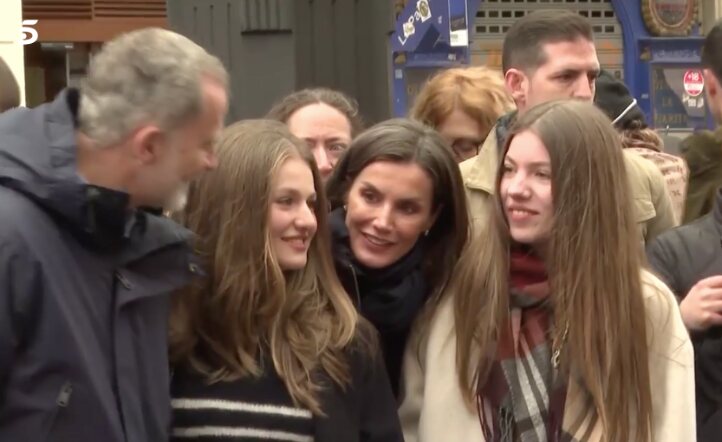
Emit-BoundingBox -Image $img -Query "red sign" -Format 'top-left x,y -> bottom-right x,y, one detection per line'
683,70 -> 704,97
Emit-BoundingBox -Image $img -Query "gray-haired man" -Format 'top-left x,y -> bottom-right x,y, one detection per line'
0,28 -> 228,441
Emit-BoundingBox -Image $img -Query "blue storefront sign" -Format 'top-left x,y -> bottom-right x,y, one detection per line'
390,0 -> 479,117
585,0 -> 709,129
650,63 -> 709,129
393,0 -> 449,52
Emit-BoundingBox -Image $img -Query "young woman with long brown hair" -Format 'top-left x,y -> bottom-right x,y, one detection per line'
399,100 -> 694,441
169,119 -> 403,441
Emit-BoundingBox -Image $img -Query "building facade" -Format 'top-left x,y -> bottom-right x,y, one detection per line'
392,0 -> 714,135
22,0 -> 167,107
1,0 -> 26,105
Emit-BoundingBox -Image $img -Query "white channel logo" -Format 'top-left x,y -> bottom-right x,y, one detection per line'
20,20 -> 39,46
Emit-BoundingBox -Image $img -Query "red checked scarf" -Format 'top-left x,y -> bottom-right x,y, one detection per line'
476,248 -> 567,442
476,248 -> 603,441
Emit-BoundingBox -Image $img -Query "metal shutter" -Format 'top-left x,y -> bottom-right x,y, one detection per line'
471,0 -> 623,79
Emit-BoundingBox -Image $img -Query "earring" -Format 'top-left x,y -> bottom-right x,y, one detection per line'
424,229 -> 429,237
343,205 -> 347,211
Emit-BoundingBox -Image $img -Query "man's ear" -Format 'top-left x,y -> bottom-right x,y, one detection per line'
129,125 -> 165,165
505,68 -> 527,108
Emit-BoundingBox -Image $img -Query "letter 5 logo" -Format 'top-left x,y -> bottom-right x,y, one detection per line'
20,19 -> 39,45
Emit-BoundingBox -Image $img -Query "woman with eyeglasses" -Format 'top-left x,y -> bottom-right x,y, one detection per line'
410,66 -> 514,163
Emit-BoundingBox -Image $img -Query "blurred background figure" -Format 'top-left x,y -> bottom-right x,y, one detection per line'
267,88 -> 364,181
595,69 -> 689,225
0,56 -> 20,112
680,19 -> 722,224
679,129 -> 722,223
647,19 -> 722,441
410,66 -> 514,163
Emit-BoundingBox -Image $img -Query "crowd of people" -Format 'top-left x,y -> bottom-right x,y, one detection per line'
0,8 -> 720,442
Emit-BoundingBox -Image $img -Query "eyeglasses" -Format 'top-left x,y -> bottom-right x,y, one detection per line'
450,139 -> 482,162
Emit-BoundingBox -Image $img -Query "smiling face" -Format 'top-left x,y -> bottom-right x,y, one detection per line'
344,161 -> 438,269
268,157 -> 318,270
500,130 -> 554,249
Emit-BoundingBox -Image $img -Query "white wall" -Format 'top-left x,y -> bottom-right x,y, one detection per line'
0,0 -> 26,105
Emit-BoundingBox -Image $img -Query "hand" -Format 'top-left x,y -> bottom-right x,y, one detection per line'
681,275 -> 722,331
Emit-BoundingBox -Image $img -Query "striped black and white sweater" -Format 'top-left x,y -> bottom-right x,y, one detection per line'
171,346 -> 404,442
171,364 -> 314,442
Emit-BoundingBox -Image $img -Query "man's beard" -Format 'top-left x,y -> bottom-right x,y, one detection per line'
164,182 -> 190,213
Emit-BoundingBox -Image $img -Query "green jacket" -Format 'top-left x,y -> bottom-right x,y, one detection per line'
680,128 -> 722,223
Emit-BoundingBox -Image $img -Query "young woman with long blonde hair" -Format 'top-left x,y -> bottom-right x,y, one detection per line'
399,100 -> 695,442
169,119 -> 402,441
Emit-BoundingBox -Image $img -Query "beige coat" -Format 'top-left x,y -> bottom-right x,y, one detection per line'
398,270 -> 696,442
460,129 -> 677,242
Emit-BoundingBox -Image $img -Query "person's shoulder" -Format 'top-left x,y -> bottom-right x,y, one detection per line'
405,290 -> 456,361
628,147 -> 686,170
681,129 -> 722,159
623,149 -> 668,200
0,187 -> 51,239
641,270 -> 680,330
651,213 -> 714,250
0,204 -> 44,282
641,269 -> 675,298
623,149 -> 660,175
346,319 -> 381,368
640,270 -> 693,364
0,103 -> 43,133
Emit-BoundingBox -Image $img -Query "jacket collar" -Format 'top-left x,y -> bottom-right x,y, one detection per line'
462,111 -> 517,194
0,88 -> 193,256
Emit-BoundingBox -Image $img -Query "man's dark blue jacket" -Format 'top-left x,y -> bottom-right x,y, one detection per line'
0,89 -> 199,441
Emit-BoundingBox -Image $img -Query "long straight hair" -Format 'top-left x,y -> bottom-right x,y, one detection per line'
169,119 -> 372,415
453,100 -> 652,441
